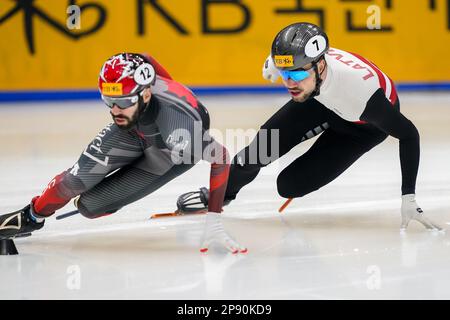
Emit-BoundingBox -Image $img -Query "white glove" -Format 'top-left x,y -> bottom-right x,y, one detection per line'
200,212 -> 247,254
400,194 -> 443,231
262,54 -> 280,83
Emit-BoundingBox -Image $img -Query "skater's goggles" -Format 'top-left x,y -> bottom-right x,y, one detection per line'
279,67 -> 312,82
101,94 -> 139,109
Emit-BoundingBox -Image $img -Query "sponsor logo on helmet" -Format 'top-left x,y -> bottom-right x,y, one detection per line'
274,55 -> 294,67
102,83 -> 123,96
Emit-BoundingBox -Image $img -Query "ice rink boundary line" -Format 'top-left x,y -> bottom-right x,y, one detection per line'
1,82 -> 450,102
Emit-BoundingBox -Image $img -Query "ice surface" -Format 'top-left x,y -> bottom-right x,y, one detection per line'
0,93 -> 450,299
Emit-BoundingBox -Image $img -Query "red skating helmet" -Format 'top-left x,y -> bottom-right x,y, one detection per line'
98,53 -> 156,98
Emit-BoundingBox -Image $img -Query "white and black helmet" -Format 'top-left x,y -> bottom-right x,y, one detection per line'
271,22 -> 329,71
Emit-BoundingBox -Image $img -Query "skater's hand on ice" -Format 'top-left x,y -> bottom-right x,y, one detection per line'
401,194 -> 443,232
200,212 -> 247,254
262,55 -> 280,83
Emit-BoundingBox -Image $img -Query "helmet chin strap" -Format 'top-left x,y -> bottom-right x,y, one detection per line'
305,57 -> 327,100
136,87 -> 152,118
122,92 -> 148,131
137,94 -> 147,115
309,62 -> 323,99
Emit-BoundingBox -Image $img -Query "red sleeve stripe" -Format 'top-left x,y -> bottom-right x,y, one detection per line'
210,163 -> 230,191
388,77 -> 398,105
349,52 -> 397,106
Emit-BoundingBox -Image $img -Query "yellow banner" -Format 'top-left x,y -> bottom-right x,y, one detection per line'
1,0 -> 449,90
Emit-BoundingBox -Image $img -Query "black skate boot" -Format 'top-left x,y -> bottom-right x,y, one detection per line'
0,204 -> 45,240
177,187 -> 234,213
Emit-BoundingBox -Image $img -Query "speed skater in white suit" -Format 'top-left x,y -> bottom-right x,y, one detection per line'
178,22 -> 443,233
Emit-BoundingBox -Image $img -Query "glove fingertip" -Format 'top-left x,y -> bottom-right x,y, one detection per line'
200,247 -> 208,253
240,248 -> 248,254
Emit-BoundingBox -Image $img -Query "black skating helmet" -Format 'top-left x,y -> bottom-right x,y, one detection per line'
271,22 -> 329,71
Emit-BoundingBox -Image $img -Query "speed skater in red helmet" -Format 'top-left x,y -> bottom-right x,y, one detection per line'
0,52 -> 246,254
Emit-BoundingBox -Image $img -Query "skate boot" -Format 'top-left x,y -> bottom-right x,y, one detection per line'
177,187 -> 234,213
0,204 -> 45,239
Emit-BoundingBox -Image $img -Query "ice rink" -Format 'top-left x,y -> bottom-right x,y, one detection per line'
1,92 -> 450,299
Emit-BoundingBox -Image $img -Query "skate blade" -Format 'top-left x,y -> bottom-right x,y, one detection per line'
150,210 -> 207,219
0,232 -> 32,240
14,232 -> 32,239
150,212 -> 180,219
279,198 -> 293,213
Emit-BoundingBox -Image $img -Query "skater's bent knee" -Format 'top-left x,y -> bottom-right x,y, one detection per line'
277,171 -> 317,198
77,198 -> 119,219
276,173 -> 296,198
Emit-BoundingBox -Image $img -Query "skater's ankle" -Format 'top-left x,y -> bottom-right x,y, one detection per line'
28,200 -> 45,224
